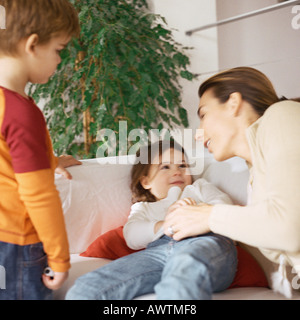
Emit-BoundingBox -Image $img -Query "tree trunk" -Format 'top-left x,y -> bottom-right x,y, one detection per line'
83,107 -> 92,155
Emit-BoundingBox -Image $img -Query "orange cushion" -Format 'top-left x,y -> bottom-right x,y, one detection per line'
80,227 -> 269,289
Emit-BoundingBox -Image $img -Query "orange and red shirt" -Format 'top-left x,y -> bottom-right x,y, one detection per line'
0,86 -> 70,272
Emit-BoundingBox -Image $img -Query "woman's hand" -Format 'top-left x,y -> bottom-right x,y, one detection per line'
55,155 -> 82,180
164,203 -> 213,241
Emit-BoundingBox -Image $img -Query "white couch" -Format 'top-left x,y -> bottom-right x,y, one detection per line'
53,150 -> 300,300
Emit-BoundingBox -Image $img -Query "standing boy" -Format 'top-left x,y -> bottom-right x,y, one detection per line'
0,0 -> 80,299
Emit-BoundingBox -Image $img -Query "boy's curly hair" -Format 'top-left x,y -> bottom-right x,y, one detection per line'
0,0 -> 80,56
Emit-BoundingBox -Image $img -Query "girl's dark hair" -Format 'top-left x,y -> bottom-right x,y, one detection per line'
130,139 -> 188,204
198,67 -> 281,117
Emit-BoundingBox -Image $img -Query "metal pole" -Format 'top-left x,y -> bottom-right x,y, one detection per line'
186,0 -> 300,36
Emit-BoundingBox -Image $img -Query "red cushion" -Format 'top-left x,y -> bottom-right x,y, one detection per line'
80,226 -> 140,260
228,245 -> 269,289
80,227 -> 269,289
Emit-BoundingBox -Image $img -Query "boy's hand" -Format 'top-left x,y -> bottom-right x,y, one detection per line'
42,271 -> 69,291
55,155 -> 82,180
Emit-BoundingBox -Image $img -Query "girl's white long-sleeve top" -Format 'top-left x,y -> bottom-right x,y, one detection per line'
123,178 -> 233,250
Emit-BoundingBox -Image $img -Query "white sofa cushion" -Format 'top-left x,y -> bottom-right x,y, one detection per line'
55,159 -> 133,254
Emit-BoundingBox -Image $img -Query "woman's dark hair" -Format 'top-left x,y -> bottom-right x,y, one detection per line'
130,139 -> 189,204
198,67 -> 281,116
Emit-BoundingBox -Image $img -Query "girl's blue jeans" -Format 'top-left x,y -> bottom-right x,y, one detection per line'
0,241 -> 52,300
66,233 -> 237,300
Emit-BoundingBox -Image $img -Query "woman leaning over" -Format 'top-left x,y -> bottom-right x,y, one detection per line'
164,67 -> 300,296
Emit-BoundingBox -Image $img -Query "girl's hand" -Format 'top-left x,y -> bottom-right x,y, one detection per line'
55,155 -> 82,180
42,271 -> 69,291
154,220 -> 164,233
167,197 -> 198,215
164,204 -> 213,241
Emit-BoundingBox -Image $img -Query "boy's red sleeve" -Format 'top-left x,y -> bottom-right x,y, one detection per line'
2,94 -> 51,173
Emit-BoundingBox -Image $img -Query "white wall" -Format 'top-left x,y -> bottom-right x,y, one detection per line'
150,0 -> 219,132
216,0 -> 300,99
150,0 -> 300,127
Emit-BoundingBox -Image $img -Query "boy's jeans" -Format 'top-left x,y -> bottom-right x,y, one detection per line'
0,241 -> 52,300
66,233 -> 237,300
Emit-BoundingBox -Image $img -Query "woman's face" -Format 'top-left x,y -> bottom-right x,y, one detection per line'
196,89 -> 237,162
